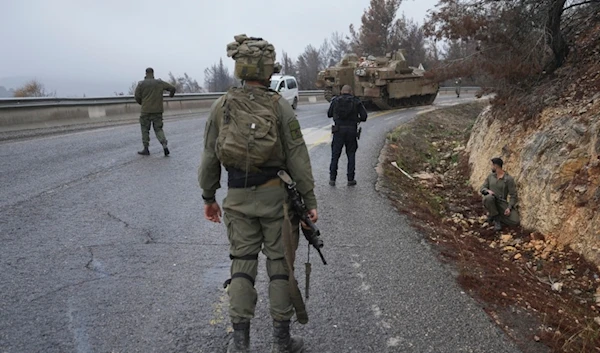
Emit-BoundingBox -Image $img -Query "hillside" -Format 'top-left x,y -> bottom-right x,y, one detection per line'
467,11 -> 600,267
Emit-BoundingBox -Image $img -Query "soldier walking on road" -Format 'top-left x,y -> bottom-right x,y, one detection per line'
134,67 -> 176,156
327,85 -> 368,186
455,77 -> 462,98
199,34 -> 318,353
481,157 -> 520,231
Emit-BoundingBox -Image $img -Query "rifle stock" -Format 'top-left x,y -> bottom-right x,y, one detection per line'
278,170 -> 327,265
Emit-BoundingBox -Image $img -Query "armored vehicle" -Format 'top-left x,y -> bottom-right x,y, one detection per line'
316,50 -> 439,110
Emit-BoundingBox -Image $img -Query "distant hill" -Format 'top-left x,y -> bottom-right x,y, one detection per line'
0,75 -> 135,98
0,86 -> 15,97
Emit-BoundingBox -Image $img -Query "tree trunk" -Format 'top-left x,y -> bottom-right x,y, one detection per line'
546,0 -> 569,71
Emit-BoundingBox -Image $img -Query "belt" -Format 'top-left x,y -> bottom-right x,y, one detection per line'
260,178 -> 281,188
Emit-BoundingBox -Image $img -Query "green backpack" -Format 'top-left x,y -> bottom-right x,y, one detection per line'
215,87 -> 284,173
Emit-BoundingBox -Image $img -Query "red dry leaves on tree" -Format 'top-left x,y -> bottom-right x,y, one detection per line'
13,80 -> 54,97
423,0 -> 598,105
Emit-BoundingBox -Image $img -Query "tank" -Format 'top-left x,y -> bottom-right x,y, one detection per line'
316,50 -> 439,110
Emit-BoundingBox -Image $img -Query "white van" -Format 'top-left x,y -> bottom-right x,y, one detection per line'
269,75 -> 299,109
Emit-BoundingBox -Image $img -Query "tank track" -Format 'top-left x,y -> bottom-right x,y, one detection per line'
324,88 -> 333,102
372,92 -> 438,110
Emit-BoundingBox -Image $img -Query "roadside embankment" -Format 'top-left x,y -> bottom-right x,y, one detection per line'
378,102 -> 600,352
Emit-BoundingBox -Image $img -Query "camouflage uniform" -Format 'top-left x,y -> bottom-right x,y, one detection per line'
199,79 -> 316,352
134,75 -> 176,149
481,172 -> 520,226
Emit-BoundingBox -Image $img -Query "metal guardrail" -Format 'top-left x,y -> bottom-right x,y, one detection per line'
0,91 -> 327,109
0,88 -> 478,109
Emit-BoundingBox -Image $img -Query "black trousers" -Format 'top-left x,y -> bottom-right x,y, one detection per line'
329,126 -> 358,181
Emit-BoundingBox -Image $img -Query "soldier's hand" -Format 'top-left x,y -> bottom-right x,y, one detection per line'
301,209 -> 318,229
487,189 -> 495,196
504,208 -> 511,216
307,209 -> 318,223
204,203 -> 222,223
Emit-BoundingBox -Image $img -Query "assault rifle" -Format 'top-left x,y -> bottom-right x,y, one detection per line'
481,189 -> 508,203
277,170 -> 327,265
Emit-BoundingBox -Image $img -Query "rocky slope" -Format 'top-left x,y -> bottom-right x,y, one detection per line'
466,16 -> 600,267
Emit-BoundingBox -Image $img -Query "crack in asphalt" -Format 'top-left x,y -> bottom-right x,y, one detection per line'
29,274 -> 147,303
106,211 -> 156,244
84,247 -> 115,278
0,159 -> 142,211
106,211 -> 130,227
144,230 -> 155,244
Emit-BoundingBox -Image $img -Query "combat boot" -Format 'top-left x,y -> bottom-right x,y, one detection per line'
137,147 -> 150,156
162,142 -> 170,156
271,320 -> 304,353
493,216 -> 503,231
227,322 -> 250,353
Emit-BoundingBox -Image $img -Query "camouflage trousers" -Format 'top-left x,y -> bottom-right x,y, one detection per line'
222,178 -> 298,324
139,113 -> 167,147
483,194 -> 520,226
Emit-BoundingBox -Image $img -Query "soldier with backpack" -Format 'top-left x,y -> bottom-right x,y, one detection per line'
198,34 -> 318,353
327,85 -> 368,186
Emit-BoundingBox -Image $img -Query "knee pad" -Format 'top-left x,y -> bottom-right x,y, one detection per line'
223,254 -> 259,289
266,258 -> 289,282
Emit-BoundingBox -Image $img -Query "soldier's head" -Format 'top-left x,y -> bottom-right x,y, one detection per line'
491,157 -> 504,173
228,34 -> 278,87
341,85 -> 353,95
145,67 -> 154,78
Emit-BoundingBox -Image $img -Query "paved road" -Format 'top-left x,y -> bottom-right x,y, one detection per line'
0,95 -> 520,353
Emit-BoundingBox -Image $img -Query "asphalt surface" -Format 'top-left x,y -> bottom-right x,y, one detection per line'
0,95 -> 521,353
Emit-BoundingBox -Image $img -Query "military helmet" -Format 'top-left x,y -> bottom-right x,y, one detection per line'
227,34 -> 280,81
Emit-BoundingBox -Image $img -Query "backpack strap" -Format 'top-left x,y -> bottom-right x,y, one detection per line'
269,92 -> 288,164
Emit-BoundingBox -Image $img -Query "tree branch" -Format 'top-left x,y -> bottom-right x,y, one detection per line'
563,0 -> 600,12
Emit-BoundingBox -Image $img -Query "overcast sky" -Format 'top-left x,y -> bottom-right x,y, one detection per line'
0,0 -> 439,96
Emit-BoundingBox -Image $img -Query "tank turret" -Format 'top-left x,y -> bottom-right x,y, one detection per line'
316,49 -> 439,109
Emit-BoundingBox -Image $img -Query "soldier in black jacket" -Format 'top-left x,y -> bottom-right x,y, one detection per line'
327,85 -> 368,186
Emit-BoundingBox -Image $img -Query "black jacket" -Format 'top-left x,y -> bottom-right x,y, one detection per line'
327,94 -> 368,126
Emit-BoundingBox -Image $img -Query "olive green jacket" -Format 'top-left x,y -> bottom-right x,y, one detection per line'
134,76 -> 177,114
198,86 -> 317,210
481,172 -> 519,209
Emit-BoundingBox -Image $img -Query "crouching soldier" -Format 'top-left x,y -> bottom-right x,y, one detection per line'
480,157 -> 520,231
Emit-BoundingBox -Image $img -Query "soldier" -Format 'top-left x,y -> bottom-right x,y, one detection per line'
199,34 -> 318,353
327,85 -> 368,186
134,67 -> 176,156
455,77 -> 462,98
480,157 -> 520,231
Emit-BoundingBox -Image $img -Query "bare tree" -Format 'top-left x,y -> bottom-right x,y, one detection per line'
168,72 -> 204,93
329,31 -> 351,64
296,45 -> 326,90
13,80 -> 55,97
423,0 -> 599,116
204,59 -> 237,92
399,17 -> 428,67
127,81 -> 138,95
317,39 -> 335,68
281,51 -> 296,76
